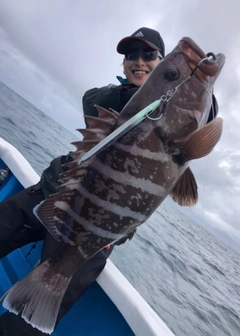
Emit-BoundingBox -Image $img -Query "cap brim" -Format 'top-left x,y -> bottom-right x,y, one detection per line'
117,36 -> 160,54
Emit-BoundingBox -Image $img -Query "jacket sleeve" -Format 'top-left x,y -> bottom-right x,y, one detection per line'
82,85 -> 118,126
82,87 -> 100,119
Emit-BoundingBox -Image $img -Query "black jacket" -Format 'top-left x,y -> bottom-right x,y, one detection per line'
82,83 -> 139,127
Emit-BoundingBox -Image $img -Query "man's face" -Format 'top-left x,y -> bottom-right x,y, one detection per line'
123,42 -> 161,87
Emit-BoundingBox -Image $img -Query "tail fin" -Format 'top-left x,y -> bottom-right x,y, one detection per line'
2,260 -> 71,334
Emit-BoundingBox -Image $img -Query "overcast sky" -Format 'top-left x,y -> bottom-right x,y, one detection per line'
0,0 -> 239,247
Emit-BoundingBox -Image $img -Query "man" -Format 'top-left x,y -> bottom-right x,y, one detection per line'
83,27 -> 165,123
83,27 -> 217,124
0,27 -> 167,335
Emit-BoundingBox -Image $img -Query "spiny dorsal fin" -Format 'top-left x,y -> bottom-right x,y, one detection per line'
67,150 -> 92,161
170,167 -> 198,206
81,105 -> 118,134
62,107 -> 119,182
83,115 -> 110,130
71,140 -> 99,151
76,129 -> 107,141
59,161 -> 89,182
182,118 -> 223,161
95,105 -> 119,120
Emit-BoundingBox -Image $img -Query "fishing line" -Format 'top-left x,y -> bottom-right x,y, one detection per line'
148,53 -> 216,121
207,288 -> 234,336
24,231 -> 45,260
165,52 -> 232,334
199,132 -> 233,336
190,54 -> 216,97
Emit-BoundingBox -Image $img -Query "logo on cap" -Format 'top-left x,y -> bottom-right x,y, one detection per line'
135,31 -> 144,37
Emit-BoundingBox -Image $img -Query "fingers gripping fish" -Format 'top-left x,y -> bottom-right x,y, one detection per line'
2,37 -> 225,334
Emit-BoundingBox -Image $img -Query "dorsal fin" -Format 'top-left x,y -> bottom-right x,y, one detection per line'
77,128 -> 108,141
95,105 -> 119,120
61,107 -> 119,184
170,167 -> 198,206
83,105 -> 118,130
71,140 -> 99,151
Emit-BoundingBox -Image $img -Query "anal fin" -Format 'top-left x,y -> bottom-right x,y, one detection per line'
170,167 -> 198,206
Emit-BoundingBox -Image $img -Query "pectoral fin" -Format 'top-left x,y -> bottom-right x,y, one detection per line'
182,117 -> 223,161
170,167 -> 198,206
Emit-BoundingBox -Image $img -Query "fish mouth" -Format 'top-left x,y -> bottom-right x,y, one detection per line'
178,37 -> 225,79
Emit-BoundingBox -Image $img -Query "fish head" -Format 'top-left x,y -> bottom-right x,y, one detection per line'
152,37 -> 225,142
120,37 -> 225,143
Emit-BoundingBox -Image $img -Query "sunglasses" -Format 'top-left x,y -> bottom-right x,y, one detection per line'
125,49 -> 162,62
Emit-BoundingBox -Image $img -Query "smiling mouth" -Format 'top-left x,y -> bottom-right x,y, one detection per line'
132,70 -> 149,75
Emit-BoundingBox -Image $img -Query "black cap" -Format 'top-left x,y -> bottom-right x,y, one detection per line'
117,27 -> 165,58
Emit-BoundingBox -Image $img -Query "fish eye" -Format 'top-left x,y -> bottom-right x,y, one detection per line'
167,67 -> 179,80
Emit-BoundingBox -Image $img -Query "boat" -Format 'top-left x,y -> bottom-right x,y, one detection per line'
0,136 -> 175,336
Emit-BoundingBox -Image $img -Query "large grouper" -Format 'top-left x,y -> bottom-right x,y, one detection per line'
3,37 -> 225,333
